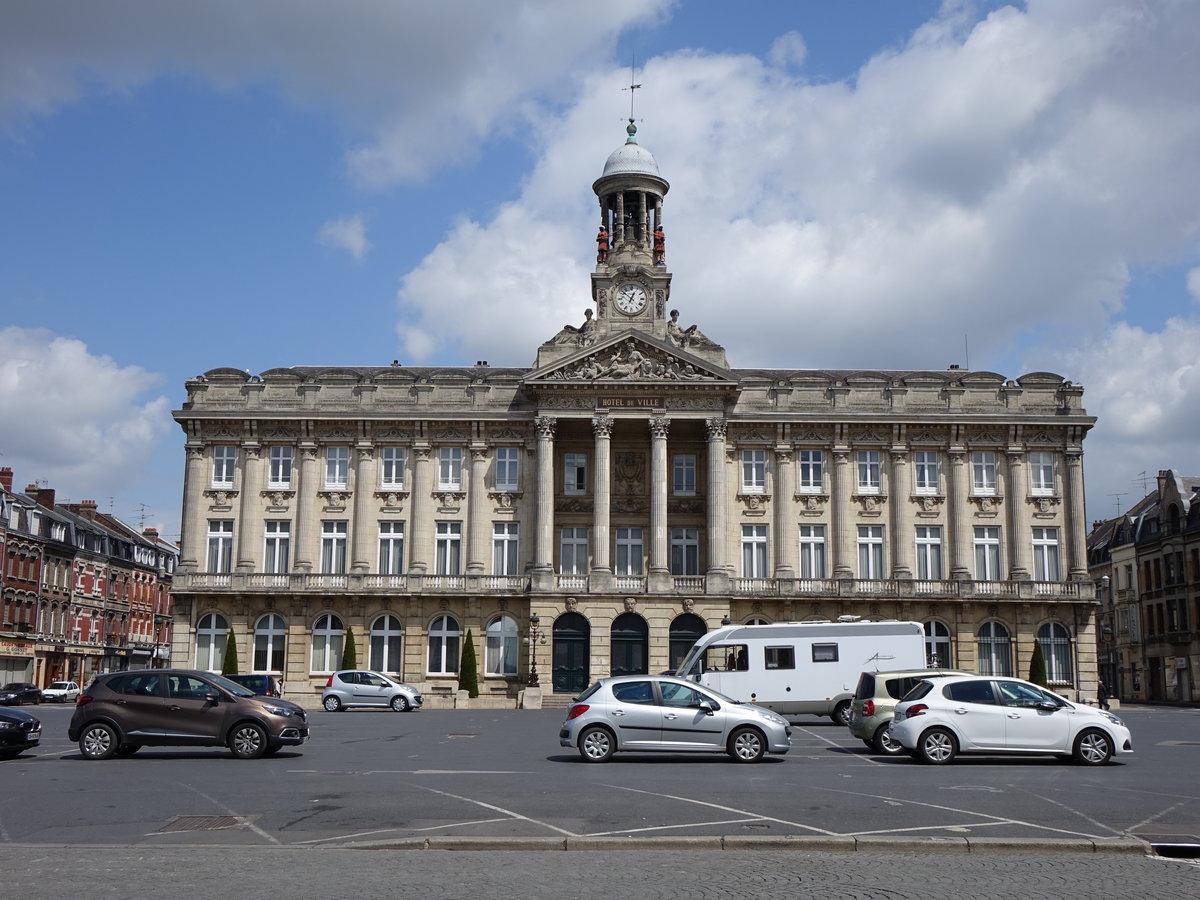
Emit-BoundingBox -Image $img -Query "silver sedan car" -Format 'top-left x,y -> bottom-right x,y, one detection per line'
559,675 -> 791,763
321,670 -> 423,712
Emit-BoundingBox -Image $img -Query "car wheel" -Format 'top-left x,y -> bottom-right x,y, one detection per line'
323,695 -> 342,712
728,726 -> 767,763
578,725 -> 615,763
916,727 -> 957,765
114,745 -> 141,757
229,723 -> 269,759
831,700 -> 852,727
1073,728 -> 1113,766
79,723 -> 119,760
872,721 -> 905,755
390,694 -> 410,712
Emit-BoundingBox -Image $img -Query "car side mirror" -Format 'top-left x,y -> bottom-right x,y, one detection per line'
1035,700 -> 1058,712
203,691 -> 220,704
698,699 -> 717,716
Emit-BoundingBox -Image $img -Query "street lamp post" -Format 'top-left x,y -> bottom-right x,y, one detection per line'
528,613 -> 541,688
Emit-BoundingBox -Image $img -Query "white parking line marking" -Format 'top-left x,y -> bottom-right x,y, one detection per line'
1018,789 -> 1125,837
1127,799 -> 1190,833
289,818 -> 511,844
414,784 -> 579,837
587,817 -> 770,837
178,783 -> 280,845
604,784 -> 838,835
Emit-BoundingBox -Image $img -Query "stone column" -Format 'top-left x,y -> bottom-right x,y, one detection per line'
408,445 -> 432,574
649,416 -> 670,575
235,444 -> 262,571
890,450 -> 913,578
773,448 -> 796,579
1065,450 -> 1087,578
948,450 -> 972,579
467,446 -> 490,573
832,449 -> 854,577
350,446 -> 376,574
705,418 -> 727,576
534,417 -> 556,573
179,444 -> 207,570
615,194 -> 626,244
293,444 -> 319,572
1006,450 -> 1032,580
591,416 -> 612,573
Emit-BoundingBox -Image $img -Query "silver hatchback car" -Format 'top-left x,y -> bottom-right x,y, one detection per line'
322,670 -> 423,712
559,675 -> 791,763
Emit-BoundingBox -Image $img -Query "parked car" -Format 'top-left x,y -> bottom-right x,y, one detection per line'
0,683 -> 42,705
892,674 -> 1133,766
69,669 -> 309,760
848,669 -> 965,754
0,706 -> 41,759
559,674 -> 792,763
322,671 -> 423,712
41,681 -> 81,703
222,674 -> 282,697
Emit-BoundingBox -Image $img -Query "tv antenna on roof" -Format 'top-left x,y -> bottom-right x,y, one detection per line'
1108,492 -> 1127,516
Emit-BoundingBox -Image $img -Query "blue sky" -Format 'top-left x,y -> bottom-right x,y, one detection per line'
2,0 -> 1199,539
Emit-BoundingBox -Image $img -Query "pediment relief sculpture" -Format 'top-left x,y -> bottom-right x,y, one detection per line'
547,340 -> 721,382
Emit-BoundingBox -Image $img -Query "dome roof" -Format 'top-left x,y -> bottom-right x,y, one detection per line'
601,121 -> 661,177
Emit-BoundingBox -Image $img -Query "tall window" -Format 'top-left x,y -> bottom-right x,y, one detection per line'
1029,452 -> 1056,496
195,613 -> 228,671
977,621 -> 1012,676
427,614 -> 460,674
321,521 -> 348,574
212,445 -> 236,487
325,446 -> 349,489
380,447 -> 407,489
971,451 -> 997,495
267,446 -> 293,488
1037,622 -> 1072,685
435,522 -> 462,575
924,620 -> 952,668
798,525 -> 826,578
206,520 -> 233,573
560,527 -> 589,574
438,447 -> 463,490
915,526 -> 943,580
485,614 -> 518,676
253,613 -> 286,672
369,614 -> 403,674
672,454 -> 696,496
564,453 -> 588,495
856,450 -> 881,493
1032,527 -> 1060,581
857,525 -> 885,578
494,447 -> 519,490
797,450 -> 824,492
378,522 -> 405,575
741,450 -> 766,493
493,523 -> 519,575
670,527 -> 699,575
973,526 -> 1001,580
311,613 -> 344,672
263,521 -> 290,574
914,451 -> 939,494
615,527 -> 644,575
741,525 -> 768,577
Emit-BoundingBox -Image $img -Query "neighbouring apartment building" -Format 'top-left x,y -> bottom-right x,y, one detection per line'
171,123 -> 1099,705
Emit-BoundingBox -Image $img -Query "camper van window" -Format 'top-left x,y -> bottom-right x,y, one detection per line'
812,643 -> 839,663
705,645 -> 748,672
764,646 -> 796,670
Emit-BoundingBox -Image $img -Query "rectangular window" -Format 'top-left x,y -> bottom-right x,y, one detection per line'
672,454 -> 696,496
914,451 -> 939,494
437,447 -> 463,490
856,450 -> 881,493
974,526 -> 1001,580
971,451 -> 997,495
435,522 -> 462,575
797,449 -> 824,492
206,520 -> 233,573
741,449 -> 766,493
560,527 -> 589,575
798,525 -> 826,578
263,521 -> 290,574
321,521 -> 348,574
494,447 -> 520,490
267,446 -> 292,488
857,525 -> 885,578
615,527 -> 644,576
764,646 -> 795,670
670,527 -> 700,575
212,445 -> 236,487
564,453 -> 588,495
493,523 -> 519,575
1032,527 -> 1060,581
915,526 -> 943,580
812,643 -> 839,663
1029,452 -> 1055,496
325,447 -> 350,489
378,522 -> 405,575
741,524 -> 768,577
380,447 -> 407,489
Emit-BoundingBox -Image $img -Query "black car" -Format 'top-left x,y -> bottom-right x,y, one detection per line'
222,674 -> 282,697
0,683 -> 42,705
0,706 -> 41,758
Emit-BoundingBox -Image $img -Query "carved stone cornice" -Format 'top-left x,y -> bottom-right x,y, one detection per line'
854,494 -> 887,515
374,491 -> 409,513
1029,495 -> 1062,518
261,490 -> 295,511
203,489 -> 237,510
489,491 -> 522,510
434,491 -> 466,512
794,493 -> 828,514
971,495 -> 1003,516
318,490 -> 351,511
737,492 -> 770,516
911,494 -> 945,516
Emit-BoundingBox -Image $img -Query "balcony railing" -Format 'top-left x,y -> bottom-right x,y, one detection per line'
615,576 -> 646,593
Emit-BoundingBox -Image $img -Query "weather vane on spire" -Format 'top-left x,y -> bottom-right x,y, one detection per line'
622,55 -> 642,138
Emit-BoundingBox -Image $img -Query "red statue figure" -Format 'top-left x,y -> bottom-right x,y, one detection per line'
596,226 -> 609,263
653,227 -> 665,264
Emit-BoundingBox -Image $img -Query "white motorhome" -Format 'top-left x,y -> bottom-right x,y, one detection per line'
674,619 -> 927,724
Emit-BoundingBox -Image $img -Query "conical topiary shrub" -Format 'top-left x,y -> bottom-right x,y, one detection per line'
341,627 -> 358,670
458,630 -> 479,698
1028,640 -> 1047,687
221,627 -> 239,675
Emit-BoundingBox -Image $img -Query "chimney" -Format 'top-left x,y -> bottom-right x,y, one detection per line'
72,499 -> 99,520
0,467 -> 11,492
143,527 -> 159,540
36,487 -> 56,509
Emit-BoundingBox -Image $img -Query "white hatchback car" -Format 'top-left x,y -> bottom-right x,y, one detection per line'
892,675 -> 1133,766
42,681 -> 81,703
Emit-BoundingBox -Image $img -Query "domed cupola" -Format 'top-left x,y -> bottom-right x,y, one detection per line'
592,120 -> 670,267
600,120 -> 663,178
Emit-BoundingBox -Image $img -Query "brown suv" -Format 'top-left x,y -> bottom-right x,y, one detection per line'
69,669 -> 309,760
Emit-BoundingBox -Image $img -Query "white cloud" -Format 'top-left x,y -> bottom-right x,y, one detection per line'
317,214 -> 371,262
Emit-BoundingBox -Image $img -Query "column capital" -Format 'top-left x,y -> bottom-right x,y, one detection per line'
535,416 -> 557,439
591,415 -> 613,438
470,447 -> 489,462
649,416 -> 671,439
705,417 -> 727,440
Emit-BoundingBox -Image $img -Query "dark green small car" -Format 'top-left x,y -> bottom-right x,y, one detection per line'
849,669 -> 965,754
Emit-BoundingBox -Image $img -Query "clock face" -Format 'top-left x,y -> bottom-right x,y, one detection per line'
614,283 -> 647,315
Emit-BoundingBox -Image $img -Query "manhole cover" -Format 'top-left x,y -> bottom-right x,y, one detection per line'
159,815 -> 249,832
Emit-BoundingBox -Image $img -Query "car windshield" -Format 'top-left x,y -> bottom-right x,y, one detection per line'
204,673 -> 256,697
1,683 -> 20,691
49,682 -> 72,690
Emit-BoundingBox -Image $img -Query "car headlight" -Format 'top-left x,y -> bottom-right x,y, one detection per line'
1101,712 -> 1125,727
262,704 -> 293,717
0,722 -> 17,731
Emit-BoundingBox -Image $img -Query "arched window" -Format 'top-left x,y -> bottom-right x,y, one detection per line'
745,617 -> 770,626
610,613 -> 648,677
1037,622 -> 1073,685
427,614 -> 460,675
370,615 -> 404,675
196,613 -> 228,672
253,614 -> 287,672
668,613 -> 707,673
310,614 -> 344,673
485,614 -> 519,676
924,620 -> 952,668
977,621 -> 1012,677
